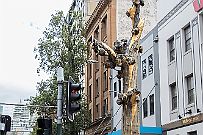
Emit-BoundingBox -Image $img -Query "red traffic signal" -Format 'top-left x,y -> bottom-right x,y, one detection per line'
67,79 -> 82,119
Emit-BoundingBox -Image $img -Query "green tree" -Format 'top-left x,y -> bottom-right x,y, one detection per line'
29,10 -> 91,135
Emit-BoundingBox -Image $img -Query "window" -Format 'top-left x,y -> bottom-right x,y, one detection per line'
96,104 -> 99,113
88,64 -> 92,79
101,15 -> 107,40
89,109 -> 92,120
103,71 -> 107,92
169,37 -> 175,62
94,26 -> 99,40
89,85 -> 92,102
118,79 -> 122,93
143,98 -> 148,118
103,99 -> 108,115
186,75 -> 194,104
170,83 -> 177,110
187,131 -> 197,135
114,82 -> 117,98
184,25 -> 192,52
96,79 -> 99,97
149,94 -> 154,115
148,54 -> 153,75
142,59 -> 147,79
95,54 -> 99,71
96,104 -> 99,118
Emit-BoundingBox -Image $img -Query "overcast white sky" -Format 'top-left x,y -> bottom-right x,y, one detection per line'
0,0 -> 72,104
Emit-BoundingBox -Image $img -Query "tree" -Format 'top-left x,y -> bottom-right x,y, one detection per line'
29,10 -> 91,135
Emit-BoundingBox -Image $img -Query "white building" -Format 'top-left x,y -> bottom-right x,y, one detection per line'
111,0 -> 158,133
140,0 -> 203,134
11,105 -> 32,135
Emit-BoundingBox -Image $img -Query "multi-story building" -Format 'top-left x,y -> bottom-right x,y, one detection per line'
159,0 -> 203,134
139,0 -> 203,134
111,0 -> 158,134
11,105 -> 32,134
85,0 -> 158,134
85,0 -> 117,134
85,0 -> 203,134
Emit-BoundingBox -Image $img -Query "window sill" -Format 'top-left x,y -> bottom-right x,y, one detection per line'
186,103 -> 195,109
168,60 -> 176,66
184,49 -> 192,56
170,109 -> 178,114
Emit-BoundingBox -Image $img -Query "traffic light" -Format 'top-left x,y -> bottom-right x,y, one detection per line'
1,115 -> 11,132
37,118 -> 52,135
67,78 -> 82,120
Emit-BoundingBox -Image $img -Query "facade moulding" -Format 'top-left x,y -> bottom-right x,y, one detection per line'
162,113 -> 203,133
85,0 -> 111,37
158,0 -> 189,28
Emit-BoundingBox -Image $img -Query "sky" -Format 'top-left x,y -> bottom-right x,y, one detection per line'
0,0 -> 73,104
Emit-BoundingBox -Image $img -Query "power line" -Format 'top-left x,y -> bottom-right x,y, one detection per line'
109,84 -> 157,134
92,105 -> 122,135
100,106 -> 121,135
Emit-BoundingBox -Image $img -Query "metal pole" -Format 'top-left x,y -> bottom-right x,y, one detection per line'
57,67 -> 64,135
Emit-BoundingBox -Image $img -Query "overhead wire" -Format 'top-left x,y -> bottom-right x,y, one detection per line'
93,105 -> 122,135
108,83 -> 157,134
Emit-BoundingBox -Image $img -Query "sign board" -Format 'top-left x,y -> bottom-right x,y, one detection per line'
193,0 -> 203,12
182,115 -> 201,126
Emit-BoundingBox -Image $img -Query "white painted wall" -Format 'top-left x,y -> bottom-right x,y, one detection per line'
140,32 -> 157,127
158,0 -> 203,125
168,122 -> 203,135
157,0 -> 182,22
111,69 -> 123,131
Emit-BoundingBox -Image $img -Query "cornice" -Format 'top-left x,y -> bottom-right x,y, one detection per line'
158,0 -> 190,28
85,0 -> 111,37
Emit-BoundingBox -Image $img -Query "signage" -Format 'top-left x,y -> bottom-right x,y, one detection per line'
193,0 -> 203,12
182,115 -> 200,125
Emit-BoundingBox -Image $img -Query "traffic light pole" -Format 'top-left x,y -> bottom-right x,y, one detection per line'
56,67 -> 64,135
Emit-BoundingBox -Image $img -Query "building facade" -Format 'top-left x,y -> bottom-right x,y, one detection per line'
139,0 -> 203,134
11,105 -> 32,134
85,0 -> 116,134
159,0 -> 203,134
112,0 -> 158,134
85,0 -> 203,134
85,0 -> 158,134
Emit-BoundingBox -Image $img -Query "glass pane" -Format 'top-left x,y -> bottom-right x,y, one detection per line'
142,59 -> 147,79
148,54 -> 153,75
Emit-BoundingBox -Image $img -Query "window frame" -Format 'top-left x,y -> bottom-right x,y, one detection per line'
168,37 -> 175,62
148,54 -> 153,75
142,59 -> 147,79
118,79 -> 122,93
184,24 -> 192,52
149,94 -> 155,115
143,98 -> 148,118
170,83 -> 177,111
96,78 -> 99,97
103,71 -> 107,92
114,82 -> 117,98
89,85 -> 92,102
186,75 -> 194,105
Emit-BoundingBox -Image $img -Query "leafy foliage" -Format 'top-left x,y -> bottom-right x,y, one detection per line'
34,10 -> 86,81
29,10 -> 90,135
